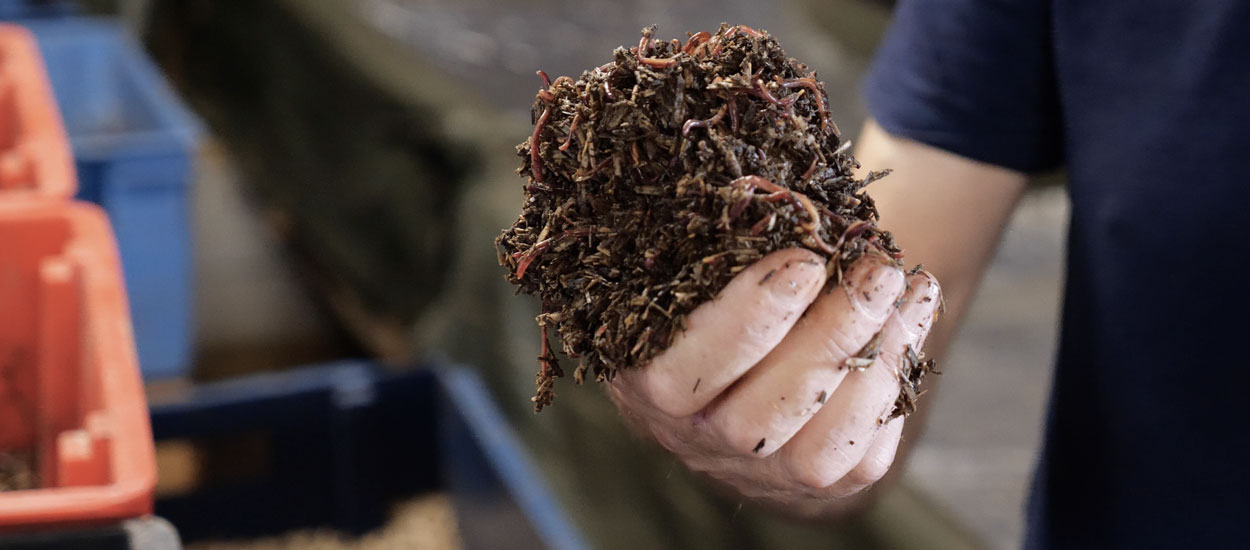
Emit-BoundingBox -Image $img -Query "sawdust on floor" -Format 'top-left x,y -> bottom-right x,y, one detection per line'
186,493 -> 462,550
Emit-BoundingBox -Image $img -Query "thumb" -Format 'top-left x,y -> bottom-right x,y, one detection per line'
616,248 -> 827,417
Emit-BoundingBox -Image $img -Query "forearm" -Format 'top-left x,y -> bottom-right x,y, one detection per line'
823,119 -> 1028,515
856,119 -> 1027,360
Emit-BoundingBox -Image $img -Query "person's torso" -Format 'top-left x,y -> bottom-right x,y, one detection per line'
1030,2 -> 1250,547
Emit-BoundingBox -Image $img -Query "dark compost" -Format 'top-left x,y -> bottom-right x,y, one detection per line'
497,25 -> 934,413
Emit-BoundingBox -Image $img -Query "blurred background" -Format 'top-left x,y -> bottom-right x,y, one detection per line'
0,0 -> 1067,548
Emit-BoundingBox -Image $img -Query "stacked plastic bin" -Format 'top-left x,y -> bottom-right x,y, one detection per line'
22,17 -> 200,380
147,362 -> 589,549
0,11 -> 584,548
0,22 -> 168,547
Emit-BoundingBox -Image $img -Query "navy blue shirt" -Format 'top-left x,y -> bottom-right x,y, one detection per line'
866,1 -> 1250,547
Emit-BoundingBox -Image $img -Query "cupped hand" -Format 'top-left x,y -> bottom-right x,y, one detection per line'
608,248 -> 941,515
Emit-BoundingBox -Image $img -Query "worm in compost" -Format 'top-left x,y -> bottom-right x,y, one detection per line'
497,25 -> 922,411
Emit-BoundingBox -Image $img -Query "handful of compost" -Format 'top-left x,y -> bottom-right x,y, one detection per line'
497,25 -> 935,413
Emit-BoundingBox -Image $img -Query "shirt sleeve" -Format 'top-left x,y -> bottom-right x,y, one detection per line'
863,0 -> 1063,173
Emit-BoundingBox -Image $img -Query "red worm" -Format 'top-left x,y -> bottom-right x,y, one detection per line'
731,175 -> 836,254
636,34 -> 679,68
753,79 -> 796,107
514,227 -> 594,279
727,24 -> 764,38
831,220 -> 872,251
538,325 -> 554,375
782,76 -> 838,136
530,106 -> 551,183
750,212 -> 777,235
574,157 -> 612,181
800,156 -> 820,183
711,24 -> 764,56
681,103 -> 728,137
683,31 -> 712,54
558,112 -> 581,152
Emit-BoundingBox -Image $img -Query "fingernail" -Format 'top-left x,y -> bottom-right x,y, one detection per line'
846,260 -> 905,320
898,272 -> 941,330
767,258 -> 825,303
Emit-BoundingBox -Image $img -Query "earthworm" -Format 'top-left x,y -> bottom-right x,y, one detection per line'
682,103 -> 728,137
538,325 -> 555,375
731,175 -> 836,254
831,219 -> 872,251
530,106 -> 552,183
636,33 -> 679,68
800,156 -> 820,183
781,76 -> 838,136
683,31 -> 712,54
726,25 -> 764,39
559,112 -> 581,152
710,25 -> 765,56
514,227 -> 594,279
753,79 -> 797,107
574,157 -> 612,181
750,212 -> 777,235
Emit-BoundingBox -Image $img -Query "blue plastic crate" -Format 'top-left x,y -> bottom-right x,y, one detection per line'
148,361 -> 587,549
24,17 -> 201,379
0,0 -> 74,19
439,368 -> 588,550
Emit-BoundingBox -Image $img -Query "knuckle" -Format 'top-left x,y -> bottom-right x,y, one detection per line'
709,408 -> 767,457
793,461 -> 841,489
640,370 -> 700,418
790,447 -> 851,489
710,395 -> 797,458
849,453 -> 893,486
654,393 -> 697,418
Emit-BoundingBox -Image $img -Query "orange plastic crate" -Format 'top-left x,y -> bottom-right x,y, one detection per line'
0,24 -> 74,200
0,201 -> 154,530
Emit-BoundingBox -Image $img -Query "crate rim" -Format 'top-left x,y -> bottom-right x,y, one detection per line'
20,16 -> 203,161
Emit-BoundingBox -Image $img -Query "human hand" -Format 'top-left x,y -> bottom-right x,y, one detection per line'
607,248 -> 941,515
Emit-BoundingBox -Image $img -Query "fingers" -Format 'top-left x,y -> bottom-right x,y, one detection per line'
823,417 -> 905,498
782,271 -> 941,488
705,257 -> 906,456
620,248 -> 827,417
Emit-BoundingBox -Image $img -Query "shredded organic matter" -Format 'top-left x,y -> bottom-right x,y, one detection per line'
0,450 -> 37,492
892,344 -> 939,420
497,24 -> 928,412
